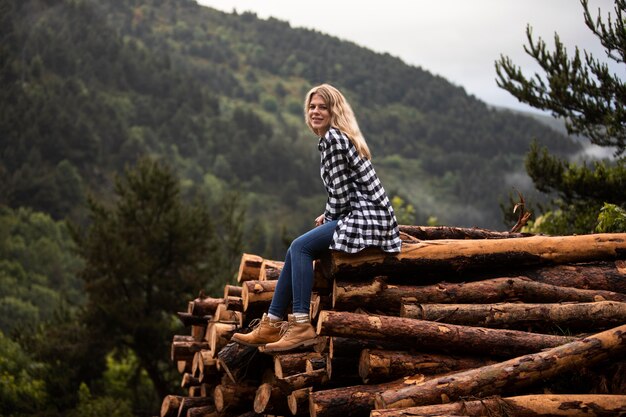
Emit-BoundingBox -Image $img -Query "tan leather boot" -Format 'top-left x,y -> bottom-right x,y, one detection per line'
231,313 -> 281,347
263,314 -> 318,352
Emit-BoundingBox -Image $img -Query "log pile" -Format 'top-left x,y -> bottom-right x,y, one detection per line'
163,229 -> 626,417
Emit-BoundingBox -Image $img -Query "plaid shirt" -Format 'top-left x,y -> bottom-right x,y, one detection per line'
319,127 -> 402,253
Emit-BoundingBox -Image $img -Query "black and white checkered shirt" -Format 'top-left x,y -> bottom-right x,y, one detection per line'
319,127 -> 402,253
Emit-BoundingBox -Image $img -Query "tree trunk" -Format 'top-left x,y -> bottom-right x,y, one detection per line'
253,382 -> 291,414
374,323 -> 626,409
274,352 -> 324,378
241,280 -> 277,312
317,310 -> 575,358
521,260 -> 626,293
372,394 -> 626,417
334,277 -> 626,315
161,395 -> 183,417
188,297 -> 224,317
401,301 -> 626,331
327,336 -> 407,358
213,383 -> 257,413
288,387 -> 312,416
359,349 -> 495,384
328,233 -> 626,279
186,405 -> 217,417
236,253 -> 263,283
399,225 -> 531,240
175,397 -> 214,417
225,296 -> 243,312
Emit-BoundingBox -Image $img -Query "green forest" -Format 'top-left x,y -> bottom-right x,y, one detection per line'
1,0 -> 623,415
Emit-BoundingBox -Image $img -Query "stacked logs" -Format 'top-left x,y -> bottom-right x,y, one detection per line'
164,227 -> 626,417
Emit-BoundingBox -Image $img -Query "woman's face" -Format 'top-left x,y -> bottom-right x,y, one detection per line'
308,93 -> 331,136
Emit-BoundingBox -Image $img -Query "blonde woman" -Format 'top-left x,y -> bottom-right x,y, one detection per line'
232,84 -> 401,352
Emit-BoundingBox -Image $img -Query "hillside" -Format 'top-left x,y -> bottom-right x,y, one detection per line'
0,0 -> 580,259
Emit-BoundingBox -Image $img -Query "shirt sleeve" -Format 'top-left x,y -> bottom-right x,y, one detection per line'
323,141 -> 353,222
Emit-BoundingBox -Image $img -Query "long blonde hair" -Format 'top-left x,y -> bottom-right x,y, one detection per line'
304,84 -> 371,160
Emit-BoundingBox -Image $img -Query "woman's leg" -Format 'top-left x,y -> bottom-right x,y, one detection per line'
267,247 -> 293,319
289,220 -> 338,314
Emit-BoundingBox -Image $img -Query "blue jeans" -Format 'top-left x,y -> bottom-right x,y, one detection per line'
268,220 -> 338,317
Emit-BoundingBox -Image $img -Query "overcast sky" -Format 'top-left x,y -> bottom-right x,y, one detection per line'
196,0 -> 618,114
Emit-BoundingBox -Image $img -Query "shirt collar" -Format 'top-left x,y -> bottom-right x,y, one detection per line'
317,127 -> 336,152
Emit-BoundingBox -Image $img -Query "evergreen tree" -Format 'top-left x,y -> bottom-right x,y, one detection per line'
72,158 -> 219,400
495,0 -> 626,233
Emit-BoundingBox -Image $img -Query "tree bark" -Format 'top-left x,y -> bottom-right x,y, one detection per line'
401,301 -> 626,331
288,387 -> 312,416
274,352 -> 324,378
177,312 -> 211,327
214,304 -> 242,325
399,225 -> 532,240
334,277 -> 626,315
188,297 -> 224,317
237,252 -> 263,283
208,322 -> 238,354
371,394 -> 626,417
521,260 -> 626,293
359,349 -> 495,384
186,405 -> 217,417
328,233 -> 626,279
253,382 -> 291,414
181,373 -> 200,388
225,296 -> 243,312
175,397 -> 215,417
327,336 -> 407,358
275,368 -> 329,392
171,336 -> 209,362
242,280 -> 277,311
213,383 -> 257,413
161,395 -> 183,417
374,323 -> 626,409
223,284 -> 242,298
217,342 -> 268,383
259,259 -> 284,281
317,310 -> 575,358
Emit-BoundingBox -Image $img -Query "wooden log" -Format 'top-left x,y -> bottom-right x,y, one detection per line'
214,303 -> 242,326
177,312 -> 212,327
288,387 -> 312,416
188,297 -> 224,317
328,233 -> 626,279
223,284 -> 243,299
186,405 -> 217,417
401,301 -> 626,331
359,349 -> 495,384
259,259 -> 284,281
177,360 -> 192,374
311,293 -> 331,320
225,296 -> 244,312
237,253 -> 263,283
334,276 -> 626,315
217,342 -> 271,383
276,368 -> 329,392
242,280 -> 278,312
194,350 -> 217,377
374,323 -> 626,409
161,395 -> 183,417
523,260 -> 626,293
208,322 -> 238,354
171,336 -> 209,362
181,373 -> 201,388
305,355 -> 327,373
399,225 -> 531,240
326,355 -> 360,384
317,310 -> 575,358
371,394 -> 626,417
176,397 -> 214,417
213,383 -> 257,413
253,382 -> 291,414
274,352 -> 324,378
397,277 -> 626,306
327,336 -> 407,358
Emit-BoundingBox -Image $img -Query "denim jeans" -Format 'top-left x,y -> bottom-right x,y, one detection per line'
268,220 -> 338,317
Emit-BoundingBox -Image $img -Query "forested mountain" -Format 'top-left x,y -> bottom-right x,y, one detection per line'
1,0 -> 580,253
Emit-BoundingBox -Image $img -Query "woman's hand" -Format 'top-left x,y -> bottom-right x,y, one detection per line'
314,214 -> 325,227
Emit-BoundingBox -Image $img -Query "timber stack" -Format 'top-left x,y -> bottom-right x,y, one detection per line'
162,226 -> 626,417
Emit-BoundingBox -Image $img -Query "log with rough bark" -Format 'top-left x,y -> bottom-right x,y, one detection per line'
225,296 -> 243,312
305,355 -> 327,373
223,284 -> 243,299
208,322 -> 238,354
237,253 -> 264,283
175,396 -> 215,417
214,304 -> 242,325
399,225 -> 531,240
310,293 -> 332,320
522,260 -> 626,293
401,301 -> 626,331
326,355 -> 360,384
181,373 -> 201,388
213,383 -> 257,413
371,394 -> 626,417
325,336 -> 407,358
275,368 -> 329,392
186,405 -> 217,417
161,395 -> 183,417
317,310 -> 575,358
334,276 -> 626,315
253,382 -> 291,414
188,297 -> 224,317
359,349 -> 495,384
171,336 -> 209,362
217,342 -> 270,383
177,312 -> 212,327
259,259 -> 284,281
274,352 -> 324,378
193,350 -> 218,381
242,280 -> 277,312
374,323 -> 626,409
288,387 -> 312,416
328,233 -> 626,279
177,360 -> 191,375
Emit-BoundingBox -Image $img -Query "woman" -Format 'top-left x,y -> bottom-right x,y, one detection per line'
232,84 -> 402,352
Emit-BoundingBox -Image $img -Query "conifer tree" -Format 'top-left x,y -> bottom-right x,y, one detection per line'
495,0 -> 626,233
